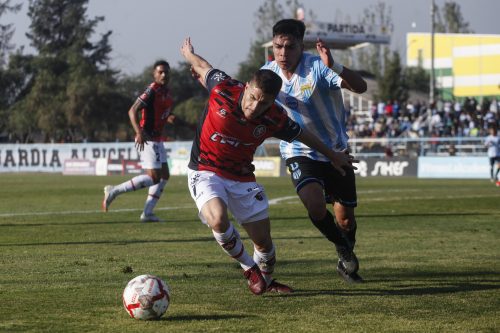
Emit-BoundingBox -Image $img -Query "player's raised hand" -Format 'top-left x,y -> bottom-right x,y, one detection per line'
316,38 -> 333,68
180,37 -> 194,58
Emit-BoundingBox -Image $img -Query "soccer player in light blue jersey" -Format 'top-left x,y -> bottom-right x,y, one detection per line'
262,19 -> 367,283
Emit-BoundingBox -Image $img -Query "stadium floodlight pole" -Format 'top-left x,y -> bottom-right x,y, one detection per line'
430,0 -> 436,105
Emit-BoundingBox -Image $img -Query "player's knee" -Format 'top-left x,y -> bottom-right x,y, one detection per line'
337,216 -> 355,231
205,214 -> 228,232
150,175 -> 161,184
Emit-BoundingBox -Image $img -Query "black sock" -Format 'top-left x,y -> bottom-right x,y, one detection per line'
309,211 -> 350,248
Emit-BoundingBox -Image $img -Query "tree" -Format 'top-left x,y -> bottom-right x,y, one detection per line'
0,1 -> 28,141
352,1 -> 393,76
236,0 -> 306,82
169,62 -> 207,104
376,51 -> 408,103
0,0 -> 21,68
5,0 -> 128,142
404,66 -> 429,93
435,1 -> 473,33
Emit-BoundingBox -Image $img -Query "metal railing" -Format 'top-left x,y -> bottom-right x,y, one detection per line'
258,137 -> 487,158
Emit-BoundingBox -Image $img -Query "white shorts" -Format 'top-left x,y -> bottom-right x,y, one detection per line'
138,141 -> 168,169
187,169 -> 269,225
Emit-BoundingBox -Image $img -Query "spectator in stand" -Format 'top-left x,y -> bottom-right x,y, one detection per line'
377,101 -> 385,120
392,100 -> 400,119
490,98 -> 498,115
454,99 -> 462,114
384,100 -> 393,118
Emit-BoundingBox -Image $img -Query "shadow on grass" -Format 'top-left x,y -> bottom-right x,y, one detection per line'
0,218 -> 201,227
271,212 -> 490,222
284,282 -> 500,298
163,314 -> 254,322
0,237 -> 215,247
270,269 -> 500,298
0,236 -> 329,247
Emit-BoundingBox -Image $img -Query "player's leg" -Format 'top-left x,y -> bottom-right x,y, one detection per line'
242,219 -> 293,293
187,170 -> 264,295
102,174 -> 155,212
495,159 -> 500,186
489,158 -> 495,182
287,157 -> 352,250
333,203 -> 362,283
102,140 -> 159,212
229,182 -> 292,293
141,163 -> 169,222
141,142 -> 169,222
330,167 -> 362,283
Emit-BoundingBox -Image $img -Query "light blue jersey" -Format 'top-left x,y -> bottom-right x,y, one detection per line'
262,53 -> 348,162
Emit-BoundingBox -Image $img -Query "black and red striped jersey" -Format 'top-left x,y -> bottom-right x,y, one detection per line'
138,82 -> 174,141
189,69 -> 302,182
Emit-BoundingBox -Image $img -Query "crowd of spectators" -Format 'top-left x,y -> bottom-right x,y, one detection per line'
346,97 -> 500,139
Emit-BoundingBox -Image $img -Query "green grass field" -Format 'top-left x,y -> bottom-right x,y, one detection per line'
0,174 -> 499,333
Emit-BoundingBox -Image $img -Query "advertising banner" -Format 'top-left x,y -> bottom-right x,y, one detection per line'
418,156 -> 489,179
354,157 -> 418,177
0,142 -> 192,174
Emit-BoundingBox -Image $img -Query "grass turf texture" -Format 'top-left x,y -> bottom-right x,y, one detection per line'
0,174 -> 499,332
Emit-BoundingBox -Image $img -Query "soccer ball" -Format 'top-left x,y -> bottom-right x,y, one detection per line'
122,274 -> 170,320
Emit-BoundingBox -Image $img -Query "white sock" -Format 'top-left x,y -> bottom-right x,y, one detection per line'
143,179 -> 167,215
212,224 -> 255,271
253,245 -> 276,286
113,175 -> 154,195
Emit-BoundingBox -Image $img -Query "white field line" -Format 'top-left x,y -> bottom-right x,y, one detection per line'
0,189 -> 496,218
0,205 -> 194,218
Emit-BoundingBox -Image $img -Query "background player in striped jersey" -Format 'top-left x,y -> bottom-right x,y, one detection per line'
102,60 -> 177,222
180,37 -> 358,295
262,19 -> 367,283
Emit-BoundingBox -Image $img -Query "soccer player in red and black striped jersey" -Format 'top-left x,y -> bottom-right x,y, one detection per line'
102,60 -> 177,222
181,37 -> 358,295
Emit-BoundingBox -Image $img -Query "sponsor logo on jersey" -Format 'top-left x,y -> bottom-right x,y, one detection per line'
209,132 -> 253,148
300,83 -> 312,93
217,109 -> 228,118
253,125 -> 266,138
213,72 -> 228,82
289,162 -> 301,180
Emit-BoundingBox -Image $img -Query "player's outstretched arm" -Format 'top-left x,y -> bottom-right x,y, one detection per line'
180,37 -> 213,86
296,128 -> 358,176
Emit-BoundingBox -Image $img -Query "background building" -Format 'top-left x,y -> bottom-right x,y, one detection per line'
407,32 -> 500,100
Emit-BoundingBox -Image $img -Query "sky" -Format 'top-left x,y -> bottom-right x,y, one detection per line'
4,0 -> 500,76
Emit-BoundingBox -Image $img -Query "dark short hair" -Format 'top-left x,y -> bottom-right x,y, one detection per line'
272,19 -> 305,40
153,60 -> 170,70
250,69 -> 283,97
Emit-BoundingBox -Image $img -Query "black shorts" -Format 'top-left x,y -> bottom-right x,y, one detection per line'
489,157 -> 500,166
286,156 -> 357,207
